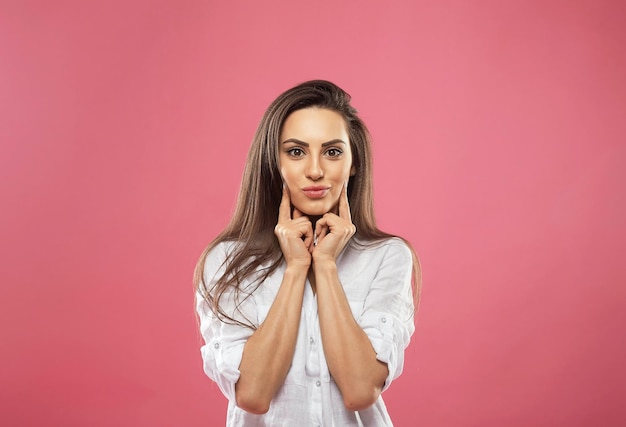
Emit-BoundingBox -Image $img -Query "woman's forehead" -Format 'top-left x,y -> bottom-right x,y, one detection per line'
280,107 -> 349,143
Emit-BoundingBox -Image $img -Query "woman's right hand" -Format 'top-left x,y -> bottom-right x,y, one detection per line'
274,185 -> 313,269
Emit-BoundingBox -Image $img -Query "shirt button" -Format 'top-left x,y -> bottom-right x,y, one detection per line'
309,337 -> 315,344
315,380 -> 321,387
214,342 -> 220,349
381,317 -> 387,324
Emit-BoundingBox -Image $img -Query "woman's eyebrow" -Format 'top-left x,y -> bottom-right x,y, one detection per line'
281,138 -> 347,146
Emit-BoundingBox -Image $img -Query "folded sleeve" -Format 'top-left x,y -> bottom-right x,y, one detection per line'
195,243 -> 257,402
357,240 -> 416,392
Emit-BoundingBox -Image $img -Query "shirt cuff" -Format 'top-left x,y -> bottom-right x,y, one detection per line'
201,336 -> 245,402
360,311 -> 405,392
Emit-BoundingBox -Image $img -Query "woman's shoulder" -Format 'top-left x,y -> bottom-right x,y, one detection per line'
206,239 -> 242,259
202,240 -> 242,275
347,236 -> 413,265
204,239 -> 276,277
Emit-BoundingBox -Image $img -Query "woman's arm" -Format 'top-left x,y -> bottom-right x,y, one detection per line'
235,266 -> 307,414
314,260 -> 389,411
235,185 -> 313,414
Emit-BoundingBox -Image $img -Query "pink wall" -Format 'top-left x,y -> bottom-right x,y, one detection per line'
1,1 -> 625,425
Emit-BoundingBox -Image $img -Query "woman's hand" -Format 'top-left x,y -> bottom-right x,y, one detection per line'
274,185 -> 313,269
312,180 -> 356,264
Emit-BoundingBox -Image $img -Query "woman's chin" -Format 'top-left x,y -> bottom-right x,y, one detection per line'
293,203 -> 338,217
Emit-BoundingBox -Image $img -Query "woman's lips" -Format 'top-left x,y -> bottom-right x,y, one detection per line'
302,186 -> 330,199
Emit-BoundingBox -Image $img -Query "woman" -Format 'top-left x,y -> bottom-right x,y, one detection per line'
195,80 -> 420,426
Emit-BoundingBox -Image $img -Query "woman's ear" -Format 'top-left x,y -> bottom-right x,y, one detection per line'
350,166 -> 356,176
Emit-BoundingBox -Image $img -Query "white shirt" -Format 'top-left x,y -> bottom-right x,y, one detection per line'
196,238 -> 415,427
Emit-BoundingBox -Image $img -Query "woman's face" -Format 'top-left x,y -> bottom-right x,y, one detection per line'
279,107 -> 354,216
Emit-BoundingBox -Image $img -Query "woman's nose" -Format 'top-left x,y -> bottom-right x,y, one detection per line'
305,159 -> 324,180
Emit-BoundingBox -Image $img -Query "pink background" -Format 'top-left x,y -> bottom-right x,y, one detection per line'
1,1 -> 625,426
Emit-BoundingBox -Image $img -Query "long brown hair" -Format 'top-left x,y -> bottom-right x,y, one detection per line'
194,80 -> 421,329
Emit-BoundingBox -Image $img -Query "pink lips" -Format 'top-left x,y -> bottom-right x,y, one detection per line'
302,186 -> 330,199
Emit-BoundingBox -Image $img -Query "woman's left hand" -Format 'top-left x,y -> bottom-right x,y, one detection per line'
312,180 -> 356,263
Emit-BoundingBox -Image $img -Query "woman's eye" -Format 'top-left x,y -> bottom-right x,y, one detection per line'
326,148 -> 343,157
287,148 -> 305,157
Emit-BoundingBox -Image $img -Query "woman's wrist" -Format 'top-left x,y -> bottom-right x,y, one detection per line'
284,263 -> 310,279
312,257 -> 337,272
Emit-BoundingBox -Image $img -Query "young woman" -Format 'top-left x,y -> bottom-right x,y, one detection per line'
195,80 -> 420,426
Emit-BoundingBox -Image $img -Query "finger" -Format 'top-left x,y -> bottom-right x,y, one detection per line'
338,179 -> 351,221
278,184 -> 292,222
317,225 -> 329,243
302,222 -> 314,249
314,217 -> 329,244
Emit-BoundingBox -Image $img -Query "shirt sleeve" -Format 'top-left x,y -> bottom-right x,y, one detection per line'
357,239 -> 416,392
195,243 -> 257,403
